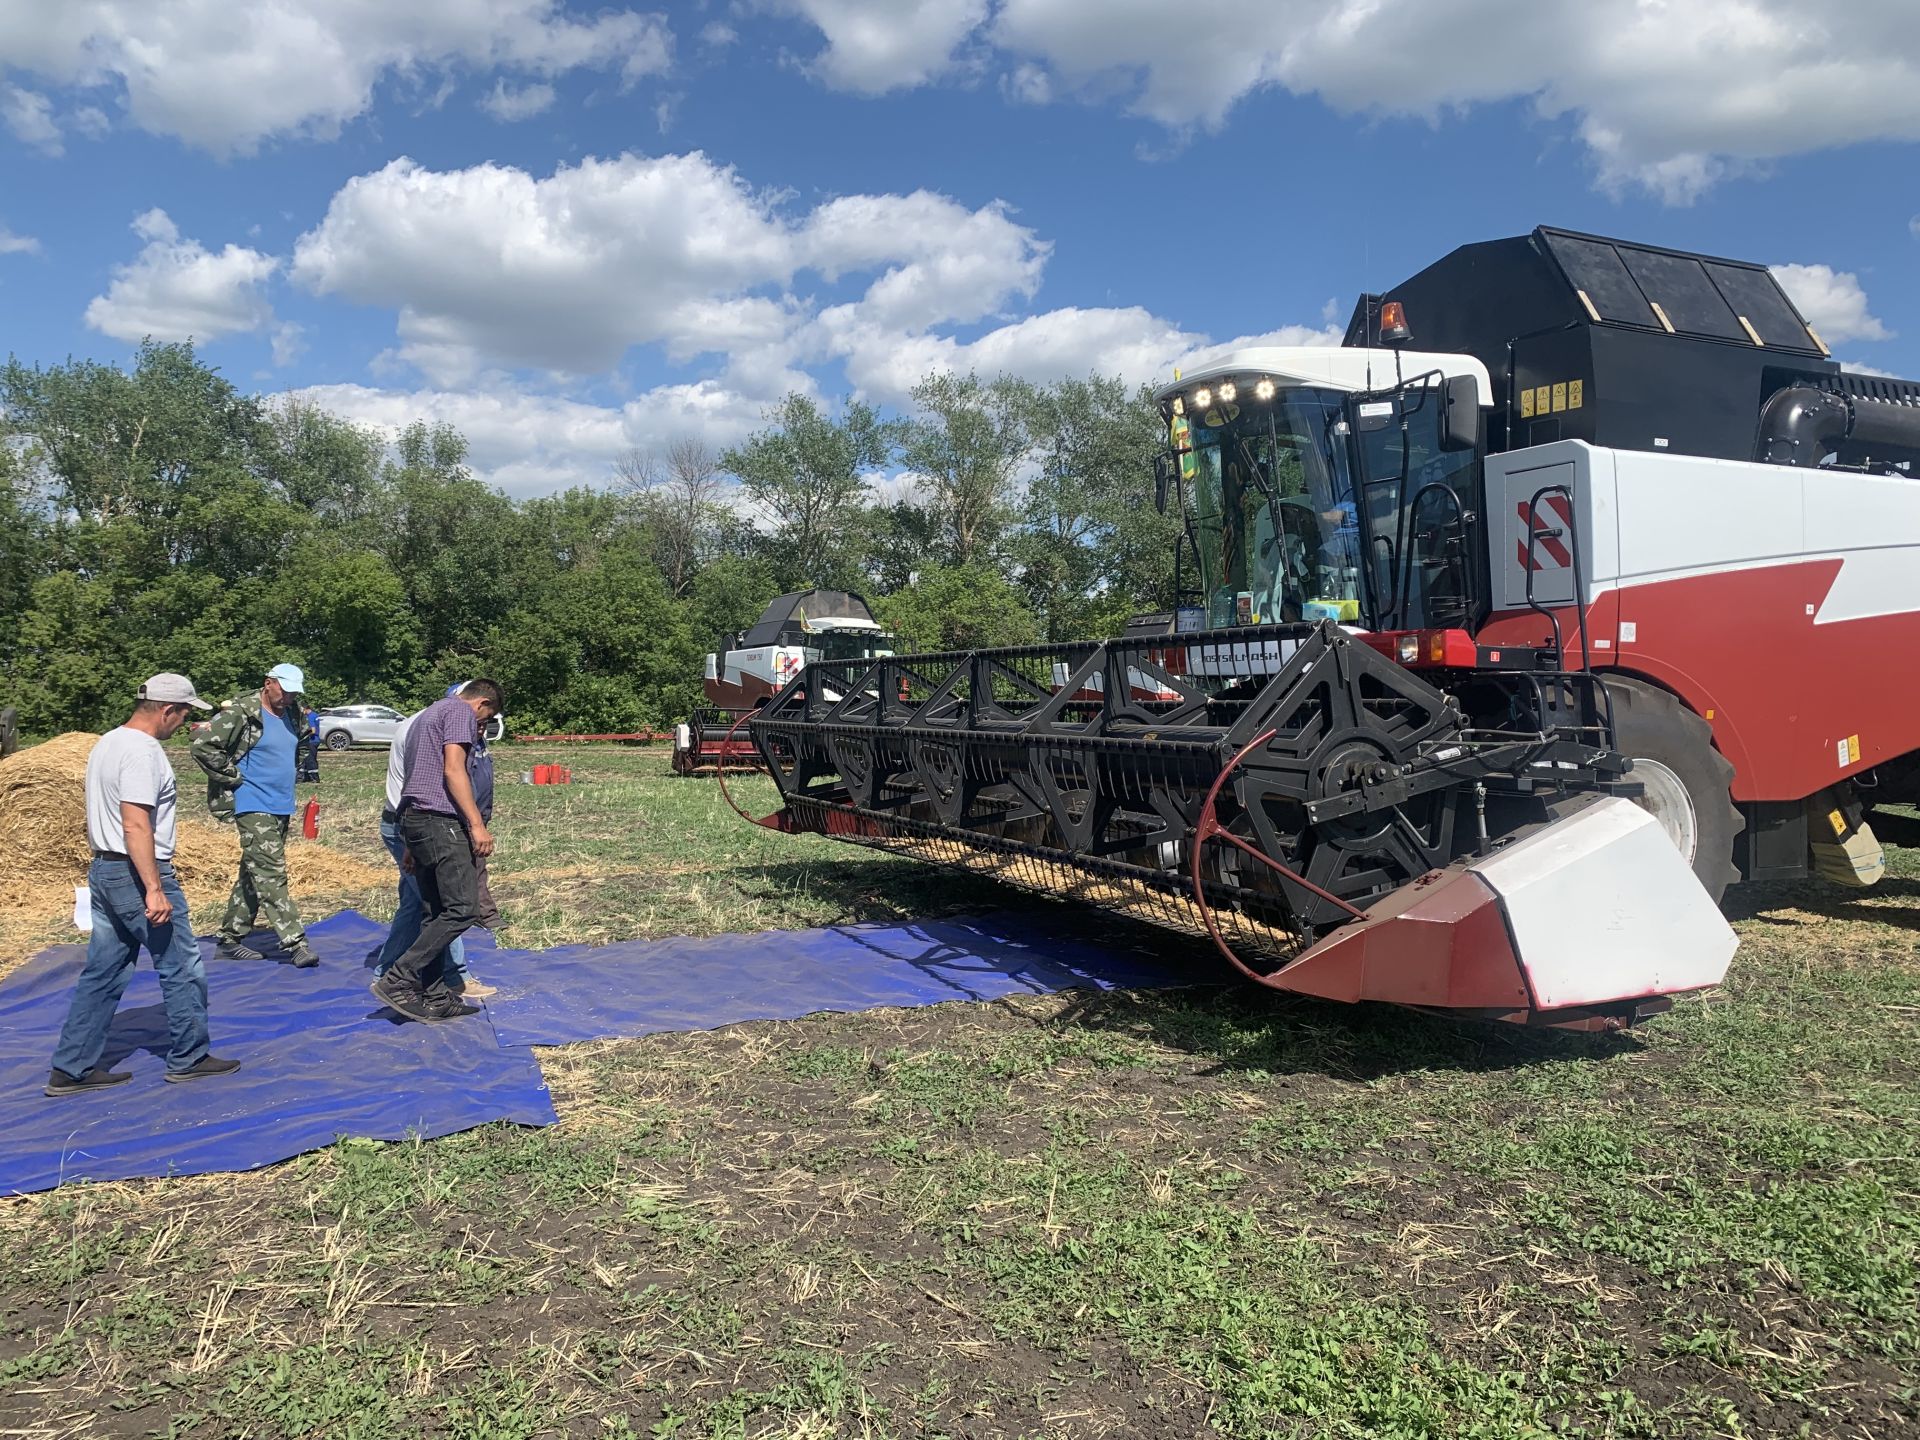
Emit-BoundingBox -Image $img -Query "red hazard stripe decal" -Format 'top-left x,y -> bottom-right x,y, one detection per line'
1517,495 -> 1574,570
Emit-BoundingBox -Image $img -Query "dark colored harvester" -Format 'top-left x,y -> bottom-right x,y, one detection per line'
733,228 -> 1920,1030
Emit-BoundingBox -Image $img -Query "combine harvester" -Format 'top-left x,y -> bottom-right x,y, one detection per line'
729,228 -> 1920,1030
673,590 -> 900,774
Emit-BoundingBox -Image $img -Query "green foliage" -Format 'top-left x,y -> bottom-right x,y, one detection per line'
876,563 -> 1039,651
1,344 -> 1178,735
721,394 -> 893,591
901,371 -> 1029,566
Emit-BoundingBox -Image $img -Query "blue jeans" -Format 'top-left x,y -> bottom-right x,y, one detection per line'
375,812 -> 466,979
51,857 -> 210,1079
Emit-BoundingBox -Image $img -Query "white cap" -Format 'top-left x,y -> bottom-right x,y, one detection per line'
138,673 -> 213,710
266,662 -> 306,694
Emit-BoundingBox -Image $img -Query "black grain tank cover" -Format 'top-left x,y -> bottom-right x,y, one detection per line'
738,589 -> 879,648
1344,227 -> 1839,462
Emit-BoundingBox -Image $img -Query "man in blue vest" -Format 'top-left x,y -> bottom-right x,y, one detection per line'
191,662 -> 318,969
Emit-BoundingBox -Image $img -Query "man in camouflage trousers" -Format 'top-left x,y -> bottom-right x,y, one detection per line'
191,663 -> 319,969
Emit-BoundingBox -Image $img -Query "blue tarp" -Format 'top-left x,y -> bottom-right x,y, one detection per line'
1,908 -> 1184,1195
473,912 -> 1183,1049
0,912 -> 556,1196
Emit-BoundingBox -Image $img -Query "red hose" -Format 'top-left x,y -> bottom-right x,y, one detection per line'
713,711 -> 785,829
1188,728 -> 1369,984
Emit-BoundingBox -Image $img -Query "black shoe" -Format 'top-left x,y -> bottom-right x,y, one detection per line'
164,1055 -> 241,1083
288,944 -> 319,969
44,1067 -> 133,1097
425,995 -> 483,1022
215,939 -> 265,963
370,974 -> 437,1023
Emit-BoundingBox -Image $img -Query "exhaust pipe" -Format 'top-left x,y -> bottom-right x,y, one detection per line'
1759,383 -> 1920,467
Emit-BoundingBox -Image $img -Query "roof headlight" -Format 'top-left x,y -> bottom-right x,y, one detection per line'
1192,387 -> 1212,409
1217,382 -> 1237,403
1254,378 -> 1276,401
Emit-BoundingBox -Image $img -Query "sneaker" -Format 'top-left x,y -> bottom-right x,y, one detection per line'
288,944 -> 320,969
164,1055 -> 241,1083
215,939 -> 265,963
425,995 -> 483,1022
455,979 -> 498,998
370,973 -> 438,1024
44,1067 -> 133,1097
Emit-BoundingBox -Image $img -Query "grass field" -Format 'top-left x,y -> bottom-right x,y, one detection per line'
2,745 -> 1916,1438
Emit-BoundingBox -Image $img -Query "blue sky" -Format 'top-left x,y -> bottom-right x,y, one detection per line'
2,1 -> 1916,494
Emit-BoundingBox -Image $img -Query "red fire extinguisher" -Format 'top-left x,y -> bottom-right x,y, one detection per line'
301,797 -> 320,839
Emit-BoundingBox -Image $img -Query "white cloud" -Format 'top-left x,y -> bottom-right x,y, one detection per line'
768,0 -> 987,93
291,153 -> 1052,389
700,22 -> 738,48
271,322 -> 307,367
1838,360 -> 1901,379
0,1 -> 673,154
292,153 -> 797,384
279,147 -> 1345,496
825,303 -> 1340,409
770,1 -> 1920,202
0,223 -> 39,256
84,209 -> 279,344
1,83 -> 61,153
803,191 -> 1049,330
478,78 -> 556,121
70,104 -> 110,139
293,379 -> 768,496
1771,263 -> 1892,345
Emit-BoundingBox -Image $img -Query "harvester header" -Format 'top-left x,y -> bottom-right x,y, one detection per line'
733,225 -> 1920,1029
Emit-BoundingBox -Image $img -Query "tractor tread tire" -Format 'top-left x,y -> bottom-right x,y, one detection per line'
1602,676 -> 1743,903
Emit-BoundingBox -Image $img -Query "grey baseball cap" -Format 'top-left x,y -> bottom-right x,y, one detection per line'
138,673 -> 214,710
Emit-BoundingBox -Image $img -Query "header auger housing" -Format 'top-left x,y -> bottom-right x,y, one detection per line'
738,620 -> 1736,1029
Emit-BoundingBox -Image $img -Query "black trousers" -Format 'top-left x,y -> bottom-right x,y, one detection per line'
389,810 -> 478,1000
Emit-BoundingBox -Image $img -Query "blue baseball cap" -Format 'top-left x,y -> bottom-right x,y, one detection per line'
267,662 -> 306,694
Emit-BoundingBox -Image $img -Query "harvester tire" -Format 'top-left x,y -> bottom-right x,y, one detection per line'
1602,676 -> 1742,903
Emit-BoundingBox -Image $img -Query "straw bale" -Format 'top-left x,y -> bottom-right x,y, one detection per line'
0,733 -> 100,890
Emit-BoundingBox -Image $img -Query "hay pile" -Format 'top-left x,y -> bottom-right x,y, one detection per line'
0,731 -> 390,934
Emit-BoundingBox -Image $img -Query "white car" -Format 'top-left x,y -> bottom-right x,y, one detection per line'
317,703 -> 404,749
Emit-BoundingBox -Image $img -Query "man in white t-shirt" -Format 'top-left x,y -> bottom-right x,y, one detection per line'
46,674 -> 243,1095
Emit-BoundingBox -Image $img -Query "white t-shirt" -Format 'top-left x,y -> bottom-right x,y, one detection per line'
385,711 -> 417,810
86,726 -> 179,861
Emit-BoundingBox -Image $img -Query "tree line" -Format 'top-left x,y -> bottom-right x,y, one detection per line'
0,344 -> 1180,736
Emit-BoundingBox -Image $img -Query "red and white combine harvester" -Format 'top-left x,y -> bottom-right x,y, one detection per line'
732,228 -> 1920,1030
673,590 -> 900,774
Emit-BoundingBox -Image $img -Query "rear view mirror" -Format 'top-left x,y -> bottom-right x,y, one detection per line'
1153,453 -> 1173,513
1441,374 -> 1481,452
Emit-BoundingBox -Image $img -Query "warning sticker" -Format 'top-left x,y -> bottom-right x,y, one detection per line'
1568,379 -> 1584,409
1551,382 -> 1567,414
1836,735 -> 1862,768
1521,388 -> 1535,418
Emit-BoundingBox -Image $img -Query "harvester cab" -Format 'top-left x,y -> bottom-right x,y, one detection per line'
735,227 -> 1920,1031
1154,226 -> 1920,903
